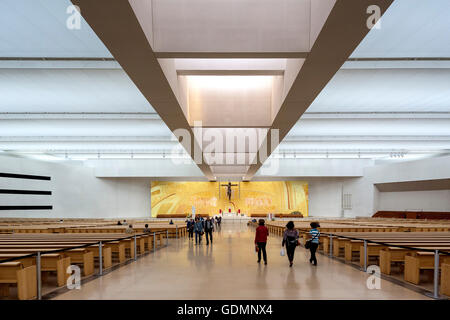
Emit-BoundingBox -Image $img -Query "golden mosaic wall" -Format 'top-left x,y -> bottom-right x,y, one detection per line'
151,181 -> 308,217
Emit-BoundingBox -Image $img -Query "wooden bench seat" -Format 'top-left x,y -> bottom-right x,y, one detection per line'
0,262 -> 36,300
441,263 -> 450,296
404,252 -> 450,285
0,249 -> 71,286
379,246 -> 450,275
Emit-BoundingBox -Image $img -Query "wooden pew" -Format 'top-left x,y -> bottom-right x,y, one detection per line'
0,244 -> 94,278
0,227 -> 172,299
0,250 -> 71,287
441,263 -> 450,296
404,252 -> 450,285
379,246 -> 450,275
0,262 -> 37,300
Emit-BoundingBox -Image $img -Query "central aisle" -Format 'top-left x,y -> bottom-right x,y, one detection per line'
54,221 -> 427,299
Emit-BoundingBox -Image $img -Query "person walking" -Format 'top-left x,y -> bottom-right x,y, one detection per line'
254,219 -> 269,265
204,216 -> 214,245
282,221 -> 299,267
187,218 -> 194,240
308,222 -> 321,266
194,217 -> 204,245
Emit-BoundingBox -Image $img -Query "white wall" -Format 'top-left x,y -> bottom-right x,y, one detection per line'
307,178 -> 345,217
2,153 -> 448,219
367,156 -> 450,184
255,158 -> 373,178
0,154 -> 150,218
378,190 -> 450,212
306,177 -> 374,218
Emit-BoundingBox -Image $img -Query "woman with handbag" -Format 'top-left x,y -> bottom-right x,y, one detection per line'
306,222 -> 320,266
282,221 -> 299,267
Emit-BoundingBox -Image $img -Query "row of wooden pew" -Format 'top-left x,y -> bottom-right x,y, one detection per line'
255,218 -> 450,298
0,221 -> 188,300
264,218 -> 450,235
319,232 -> 450,296
0,221 -> 188,237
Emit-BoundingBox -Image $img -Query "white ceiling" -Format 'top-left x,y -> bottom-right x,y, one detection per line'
0,0 -> 111,58
0,0 -> 449,173
0,69 -> 154,113
307,69 -> 450,113
351,0 -> 450,58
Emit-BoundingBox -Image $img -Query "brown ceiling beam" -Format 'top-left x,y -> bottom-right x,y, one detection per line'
244,0 -> 394,180
71,0 -> 214,180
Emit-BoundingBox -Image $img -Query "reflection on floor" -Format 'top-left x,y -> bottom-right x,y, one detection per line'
54,221 -> 428,300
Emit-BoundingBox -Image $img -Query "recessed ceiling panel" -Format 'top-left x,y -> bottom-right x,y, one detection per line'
152,0 -> 311,52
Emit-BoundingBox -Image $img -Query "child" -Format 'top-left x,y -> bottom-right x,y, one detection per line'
309,222 -> 320,266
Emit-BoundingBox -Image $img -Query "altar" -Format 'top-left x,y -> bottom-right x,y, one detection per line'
221,212 -> 248,220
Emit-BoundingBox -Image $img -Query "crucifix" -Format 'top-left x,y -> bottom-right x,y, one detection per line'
220,181 -> 239,201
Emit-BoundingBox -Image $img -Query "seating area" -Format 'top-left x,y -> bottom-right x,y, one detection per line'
155,214 -> 188,219
254,218 -> 450,297
0,219 -> 187,300
373,211 -> 450,220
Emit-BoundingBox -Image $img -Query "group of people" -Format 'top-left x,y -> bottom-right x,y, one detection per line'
186,216 -> 222,245
116,220 -> 135,234
254,219 -> 320,267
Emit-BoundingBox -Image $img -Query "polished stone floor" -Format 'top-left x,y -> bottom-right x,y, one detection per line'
54,221 -> 428,299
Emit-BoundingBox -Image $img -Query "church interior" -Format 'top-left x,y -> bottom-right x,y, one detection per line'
0,0 -> 449,307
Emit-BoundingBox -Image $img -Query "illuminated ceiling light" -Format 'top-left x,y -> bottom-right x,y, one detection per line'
187,75 -> 273,91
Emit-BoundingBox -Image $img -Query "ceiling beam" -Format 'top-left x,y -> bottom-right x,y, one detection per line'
282,135 -> 450,142
375,179 -> 450,192
1,112 -> 449,120
244,0 -> 394,180
347,57 -> 450,62
0,136 -> 175,142
71,0 -> 214,180
0,113 -> 160,120
301,112 -> 450,119
154,52 -> 309,59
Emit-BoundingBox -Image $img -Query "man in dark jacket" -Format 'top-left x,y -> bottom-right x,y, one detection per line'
204,217 -> 215,245
194,217 -> 204,245
187,219 -> 194,240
